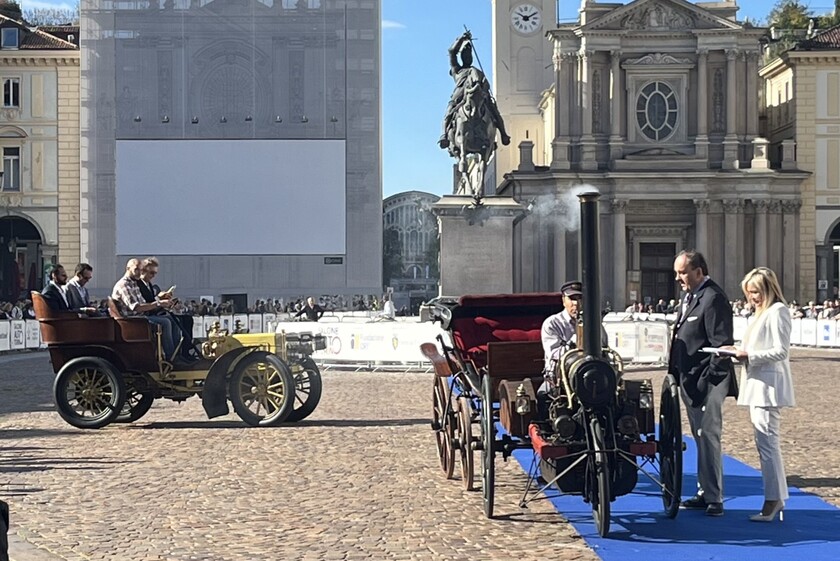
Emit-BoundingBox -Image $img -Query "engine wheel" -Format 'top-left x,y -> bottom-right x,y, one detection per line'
659,374 -> 683,518
53,357 -> 126,429
480,375 -> 495,518
228,352 -> 295,427
588,416 -> 611,537
432,376 -> 456,479
457,395 -> 475,491
285,358 -> 323,422
114,386 -> 155,424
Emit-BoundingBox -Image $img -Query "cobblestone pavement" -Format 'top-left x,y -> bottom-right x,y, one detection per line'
0,349 -> 838,561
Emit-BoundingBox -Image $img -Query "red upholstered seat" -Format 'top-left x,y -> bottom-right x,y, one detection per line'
452,315 -> 545,369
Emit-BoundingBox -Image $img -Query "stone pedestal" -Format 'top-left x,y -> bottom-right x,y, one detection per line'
432,195 -> 525,296
750,137 -> 771,170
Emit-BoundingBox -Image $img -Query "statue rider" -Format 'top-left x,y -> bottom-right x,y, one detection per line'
438,31 -> 511,155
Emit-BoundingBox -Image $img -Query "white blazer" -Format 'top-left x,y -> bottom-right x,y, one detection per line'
737,301 -> 796,408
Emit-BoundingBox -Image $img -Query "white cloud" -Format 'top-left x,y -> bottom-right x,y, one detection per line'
22,0 -> 75,10
382,19 -> 406,30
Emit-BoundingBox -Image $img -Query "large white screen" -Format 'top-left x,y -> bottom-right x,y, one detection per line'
116,140 -> 346,255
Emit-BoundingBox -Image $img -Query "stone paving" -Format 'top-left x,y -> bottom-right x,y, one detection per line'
0,349 -> 838,561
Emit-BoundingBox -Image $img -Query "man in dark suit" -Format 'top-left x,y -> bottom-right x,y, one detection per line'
65,263 -> 99,315
41,264 -> 70,311
669,250 -> 737,517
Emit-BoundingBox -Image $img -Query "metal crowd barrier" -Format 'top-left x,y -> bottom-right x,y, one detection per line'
5,313 -> 835,366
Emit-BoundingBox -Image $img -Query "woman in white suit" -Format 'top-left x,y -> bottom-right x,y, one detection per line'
726,267 -> 795,522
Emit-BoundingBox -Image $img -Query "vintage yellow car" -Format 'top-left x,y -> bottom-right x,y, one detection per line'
32,292 -> 324,429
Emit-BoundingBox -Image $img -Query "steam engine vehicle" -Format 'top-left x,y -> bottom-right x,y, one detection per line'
32,294 -> 324,429
421,192 -> 683,537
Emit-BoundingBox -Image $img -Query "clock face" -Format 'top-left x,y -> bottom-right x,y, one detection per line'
511,3 -> 542,34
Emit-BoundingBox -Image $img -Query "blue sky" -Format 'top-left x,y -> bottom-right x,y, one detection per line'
23,0 -> 838,197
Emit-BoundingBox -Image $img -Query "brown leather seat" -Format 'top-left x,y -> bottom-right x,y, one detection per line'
31,291 -> 116,345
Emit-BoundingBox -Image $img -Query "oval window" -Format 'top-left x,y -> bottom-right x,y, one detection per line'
635,81 -> 678,141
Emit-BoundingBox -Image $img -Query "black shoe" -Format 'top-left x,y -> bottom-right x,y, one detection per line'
681,495 -> 708,510
705,502 -> 724,517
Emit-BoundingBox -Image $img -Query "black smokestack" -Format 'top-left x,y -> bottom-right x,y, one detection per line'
578,191 -> 602,356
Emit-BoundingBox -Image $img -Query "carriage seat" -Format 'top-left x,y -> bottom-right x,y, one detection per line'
452,315 -> 544,369
31,291 -> 116,345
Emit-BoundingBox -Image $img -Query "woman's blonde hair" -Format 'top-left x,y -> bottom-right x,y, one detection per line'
741,267 -> 787,313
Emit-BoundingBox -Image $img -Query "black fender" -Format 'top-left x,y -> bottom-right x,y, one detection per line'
201,347 -> 255,419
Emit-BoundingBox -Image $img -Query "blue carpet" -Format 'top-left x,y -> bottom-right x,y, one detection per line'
511,435 -> 840,561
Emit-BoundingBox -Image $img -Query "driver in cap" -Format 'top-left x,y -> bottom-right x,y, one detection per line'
541,280 -> 608,371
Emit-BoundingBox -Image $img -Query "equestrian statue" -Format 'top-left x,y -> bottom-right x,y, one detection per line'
439,30 -> 510,201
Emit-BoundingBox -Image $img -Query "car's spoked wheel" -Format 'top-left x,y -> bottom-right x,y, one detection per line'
53,357 -> 126,429
285,358 -> 323,422
659,374 -> 683,518
588,416 -> 611,538
481,375 -> 495,518
458,395 -> 475,491
432,376 -> 456,478
228,352 -> 295,427
115,386 -> 154,423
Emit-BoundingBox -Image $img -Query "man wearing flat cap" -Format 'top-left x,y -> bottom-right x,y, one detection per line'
541,280 -> 608,370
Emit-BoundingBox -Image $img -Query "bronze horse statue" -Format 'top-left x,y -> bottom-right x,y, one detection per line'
439,32 -> 510,201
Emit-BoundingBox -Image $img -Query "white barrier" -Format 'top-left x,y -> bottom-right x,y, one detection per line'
273,320 -> 443,363
8,313 -> 840,367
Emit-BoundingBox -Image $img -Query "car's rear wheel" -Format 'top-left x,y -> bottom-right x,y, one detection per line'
114,386 -> 155,423
53,357 -> 126,429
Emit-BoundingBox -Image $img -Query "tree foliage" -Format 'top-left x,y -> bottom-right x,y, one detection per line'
768,0 -> 813,29
23,6 -> 80,26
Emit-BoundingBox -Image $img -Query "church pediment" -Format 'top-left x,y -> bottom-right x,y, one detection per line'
582,0 -> 743,32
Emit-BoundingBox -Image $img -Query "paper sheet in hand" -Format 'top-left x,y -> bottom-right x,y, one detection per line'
700,347 -> 737,356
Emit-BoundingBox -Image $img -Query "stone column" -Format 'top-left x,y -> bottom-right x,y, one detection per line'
767,199 -> 783,277
782,199 -> 801,299
723,49 -> 740,169
722,199 -> 745,296
707,200 -> 725,281
553,222 -> 566,291
551,49 -> 573,170
693,199 -> 710,255
609,50 -> 623,164
695,49 -> 709,162
580,49 -> 598,170
746,51 -> 759,140
611,199 -> 627,310
753,199 -> 769,266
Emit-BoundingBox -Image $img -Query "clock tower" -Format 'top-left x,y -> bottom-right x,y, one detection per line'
492,0 -> 556,184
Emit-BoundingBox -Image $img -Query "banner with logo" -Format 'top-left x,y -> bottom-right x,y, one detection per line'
25,319 -> 40,348
10,320 -> 25,350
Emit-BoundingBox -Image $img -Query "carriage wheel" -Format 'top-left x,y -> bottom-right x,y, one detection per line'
588,416 -> 611,537
285,358 -> 323,422
659,374 -> 683,518
115,386 -> 154,423
228,352 -> 295,427
457,395 -> 475,491
432,376 -> 456,479
480,375 -> 496,518
53,357 -> 126,429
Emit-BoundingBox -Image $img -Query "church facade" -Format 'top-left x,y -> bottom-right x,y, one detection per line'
492,0 -> 808,309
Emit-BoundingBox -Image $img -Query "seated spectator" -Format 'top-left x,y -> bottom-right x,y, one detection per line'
41,264 -> 70,312
654,298 -> 667,313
